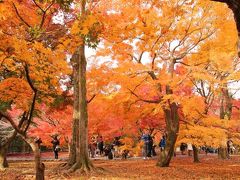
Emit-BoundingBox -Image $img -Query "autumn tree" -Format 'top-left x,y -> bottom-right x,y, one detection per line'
0,0 -> 71,179
95,0 -> 217,167
179,5 -> 239,161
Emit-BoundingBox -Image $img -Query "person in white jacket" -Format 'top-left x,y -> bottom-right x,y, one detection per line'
187,143 -> 193,156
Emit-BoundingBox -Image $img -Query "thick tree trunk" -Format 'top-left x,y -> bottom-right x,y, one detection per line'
68,0 -> 93,173
76,43 -> 93,170
157,60 -> 179,167
157,102 -> 179,167
0,143 -> 9,170
193,145 -> 200,163
68,52 -> 79,167
69,44 -> 93,172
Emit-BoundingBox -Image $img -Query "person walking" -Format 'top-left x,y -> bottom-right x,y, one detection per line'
51,136 -> 60,159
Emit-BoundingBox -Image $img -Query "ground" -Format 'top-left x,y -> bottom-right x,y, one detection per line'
1,153 -> 240,179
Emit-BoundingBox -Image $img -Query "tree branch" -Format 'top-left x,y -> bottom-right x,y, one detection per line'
0,112 -> 22,134
23,65 -> 37,134
127,88 -> 161,104
12,3 -> 31,28
87,94 -> 96,104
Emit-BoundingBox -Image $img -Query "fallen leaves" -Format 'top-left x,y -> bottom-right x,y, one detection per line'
2,155 -> 240,179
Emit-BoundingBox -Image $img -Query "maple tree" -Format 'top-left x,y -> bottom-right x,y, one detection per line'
0,0 -> 240,179
94,0 -> 221,167
0,0 -> 71,179
176,4 -> 240,162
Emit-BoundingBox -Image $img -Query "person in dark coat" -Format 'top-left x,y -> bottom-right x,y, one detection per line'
159,136 -> 166,152
51,136 -> 60,159
180,143 -> 187,155
147,135 -> 153,157
141,130 -> 150,159
97,136 -> 104,156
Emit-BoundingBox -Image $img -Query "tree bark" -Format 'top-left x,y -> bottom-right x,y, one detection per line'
68,52 -> 79,167
0,143 -> 9,170
157,61 -> 179,167
69,44 -> 93,172
157,102 -> 179,167
27,139 -> 45,180
193,145 -> 200,163
218,83 -> 231,159
0,129 -> 18,170
67,0 -> 93,173
76,43 -> 93,171
218,147 -> 228,159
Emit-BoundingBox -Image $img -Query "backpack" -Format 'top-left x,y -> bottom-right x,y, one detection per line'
55,145 -> 61,152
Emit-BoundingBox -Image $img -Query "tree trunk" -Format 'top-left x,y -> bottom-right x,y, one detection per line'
68,52 -> 79,167
27,139 -> 45,180
0,143 -> 9,170
218,83 -> 231,160
0,131 -> 18,170
193,145 -> 200,163
76,43 -> 93,170
157,60 -> 179,167
218,147 -> 228,159
68,0 -> 93,173
157,101 -> 179,167
69,44 -> 93,172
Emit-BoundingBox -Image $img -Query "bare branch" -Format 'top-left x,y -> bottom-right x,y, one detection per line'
87,94 -> 96,104
32,0 -> 44,12
151,53 -> 157,70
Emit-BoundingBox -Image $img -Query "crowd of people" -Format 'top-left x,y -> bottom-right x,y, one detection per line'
87,132 -> 166,160
88,136 -> 123,159
36,133 -> 237,160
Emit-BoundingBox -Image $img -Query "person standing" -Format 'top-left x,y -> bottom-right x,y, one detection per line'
151,136 -> 157,156
89,138 -> 97,158
51,136 -> 60,159
113,137 -> 121,157
97,136 -> 104,156
180,143 -> 186,155
159,136 -> 166,152
227,140 -> 234,155
141,130 -> 150,159
147,135 -> 153,157
187,143 -> 193,156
